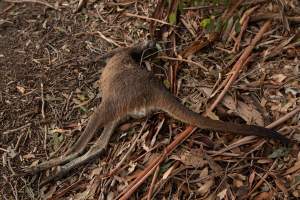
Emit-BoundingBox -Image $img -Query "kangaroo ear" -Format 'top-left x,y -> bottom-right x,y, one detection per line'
129,40 -> 158,62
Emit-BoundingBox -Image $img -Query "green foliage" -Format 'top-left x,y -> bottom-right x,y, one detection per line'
163,79 -> 171,89
200,18 -> 212,29
235,21 -> 241,34
169,12 -> 177,25
200,17 -> 223,32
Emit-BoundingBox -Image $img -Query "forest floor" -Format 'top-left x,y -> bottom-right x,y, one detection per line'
0,0 -> 299,199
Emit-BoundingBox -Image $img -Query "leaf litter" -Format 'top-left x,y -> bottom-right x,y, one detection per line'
0,0 -> 299,199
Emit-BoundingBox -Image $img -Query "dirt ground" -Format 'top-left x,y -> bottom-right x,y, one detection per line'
0,0 -> 299,199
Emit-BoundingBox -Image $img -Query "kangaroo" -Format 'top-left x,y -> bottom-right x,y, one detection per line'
25,40 -> 289,185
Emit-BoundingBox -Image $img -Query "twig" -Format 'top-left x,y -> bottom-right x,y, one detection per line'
222,0 -> 244,22
41,83 -> 45,119
48,179 -> 86,200
108,121 -> 147,176
232,6 -> 259,52
3,0 -> 59,10
43,125 -> 49,159
3,123 -> 31,135
73,0 -> 88,13
0,3 -> 15,15
123,12 -> 175,26
117,3 -> 244,198
267,107 -> 300,128
250,13 -> 300,23
147,165 -> 160,200
0,147 -> 9,152
206,20 -> 272,114
180,0 -> 243,58
248,159 -> 278,195
118,126 -> 197,200
157,55 -> 208,72
14,132 -> 25,151
96,31 -> 121,47
209,52 -> 252,99
212,107 -> 300,156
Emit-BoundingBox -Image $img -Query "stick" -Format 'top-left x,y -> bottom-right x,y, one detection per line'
146,165 -> 160,200
96,31 -> 121,47
3,0 -> 58,10
123,12 -> 175,26
73,0 -> 88,13
157,55 -> 208,71
108,122 -> 147,176
212,107 -> 300,156
3,123 -> 31,135
118,126 -> 196,200
206,20 -> 272,114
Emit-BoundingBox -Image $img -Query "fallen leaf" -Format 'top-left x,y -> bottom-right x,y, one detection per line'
16,85 -> 25,94
271,74 -> 287,83
127,161 -> 137,174
29,159 -> 40,168
233,179 -> 244,188
217,188 -> 227,199
199,167 -> 209,179
162,164 -> 176,180
223,95 -> 264,126
40,185 -> 57,199
198,179 -> 214,195
275,179 -> 288,195
254,191 -> 273,200
284,160 -> 300,175
7,146 -> 17,158
170,149 -> 207,168
249,171 -> 256,189
23,153 -> 35,160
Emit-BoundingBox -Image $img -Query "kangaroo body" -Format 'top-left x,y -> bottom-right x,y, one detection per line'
26,41 -> 289,185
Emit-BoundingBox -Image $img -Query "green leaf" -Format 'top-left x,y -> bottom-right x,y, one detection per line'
200,18 -> 212,29
163,79 -> 170,89
169,12 -> 177,25
235,21 -> 241,34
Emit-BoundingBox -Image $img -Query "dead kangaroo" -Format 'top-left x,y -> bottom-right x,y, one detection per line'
26,41 -> 289,184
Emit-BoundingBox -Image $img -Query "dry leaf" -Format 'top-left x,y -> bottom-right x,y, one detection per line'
40,185 -> 57,199
271,74 -> 287,83
107,192 -> 115,200
249,171 -> 256,189
275,179 -> 288,195
23,153 -> 35,160
217,188 -> 227,199
284,160 -> 300,175
16,85 -> 25,94
223,95 -> 264,126
198,179 -> 214,195
201,86 -> 264,125
170,149 -> 207,168
89,167 -> 102,178
127,161 -> 137,174
162,164 -> 176,180
200,167 -> 209,179
254,191 -> 273,200
233,179 -> 244,188
29,159 -> 40,168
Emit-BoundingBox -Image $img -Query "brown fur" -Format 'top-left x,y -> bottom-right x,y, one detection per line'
68,40 -> 288,156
